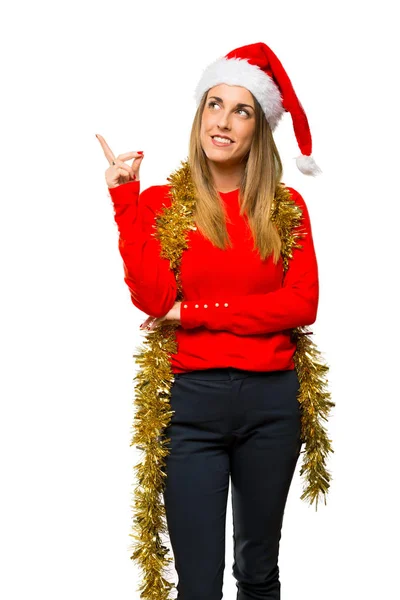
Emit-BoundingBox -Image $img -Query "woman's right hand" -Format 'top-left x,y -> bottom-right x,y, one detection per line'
96,133 -> 144,189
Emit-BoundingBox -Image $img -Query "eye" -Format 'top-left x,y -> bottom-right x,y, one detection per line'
207,101 -> 249,117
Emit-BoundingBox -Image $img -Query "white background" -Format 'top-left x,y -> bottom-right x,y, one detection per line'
1,0 -> 399,598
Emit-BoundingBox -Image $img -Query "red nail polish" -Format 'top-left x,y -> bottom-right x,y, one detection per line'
137,151 -> 143,155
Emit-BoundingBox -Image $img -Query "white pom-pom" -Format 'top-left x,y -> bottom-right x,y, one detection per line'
296,154 -> 322,176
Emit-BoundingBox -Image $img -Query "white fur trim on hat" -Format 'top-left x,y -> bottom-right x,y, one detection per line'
194,56 -> 285,131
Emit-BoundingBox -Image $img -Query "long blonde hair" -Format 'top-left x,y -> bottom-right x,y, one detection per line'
188,90 -> 284,263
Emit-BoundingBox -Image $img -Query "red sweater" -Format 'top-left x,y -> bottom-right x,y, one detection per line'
109,179 -> 319,374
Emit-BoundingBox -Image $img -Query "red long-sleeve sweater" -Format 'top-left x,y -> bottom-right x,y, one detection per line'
109,178 -> 319,374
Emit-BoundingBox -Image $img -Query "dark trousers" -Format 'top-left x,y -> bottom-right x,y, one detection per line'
161,366 -> 303,600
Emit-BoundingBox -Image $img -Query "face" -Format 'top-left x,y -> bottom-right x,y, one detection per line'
200,84 -> 256,166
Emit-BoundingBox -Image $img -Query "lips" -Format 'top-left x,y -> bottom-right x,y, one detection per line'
211,135 -> 234,142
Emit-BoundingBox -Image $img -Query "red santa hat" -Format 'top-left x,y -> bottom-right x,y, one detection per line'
194,42 -> 321,176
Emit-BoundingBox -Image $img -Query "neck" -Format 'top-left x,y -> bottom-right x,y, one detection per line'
207,159 -> 244,192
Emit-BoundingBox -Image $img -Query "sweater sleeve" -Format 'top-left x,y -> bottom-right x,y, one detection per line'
180,188 -> 319,335
109,180 -> 177,317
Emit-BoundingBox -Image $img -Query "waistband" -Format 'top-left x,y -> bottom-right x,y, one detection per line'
174,366 -> 295,381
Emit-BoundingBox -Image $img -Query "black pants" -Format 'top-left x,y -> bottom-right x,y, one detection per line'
161,366 -> 303,600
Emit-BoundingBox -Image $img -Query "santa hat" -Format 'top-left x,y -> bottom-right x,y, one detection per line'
194,42 -> 321,176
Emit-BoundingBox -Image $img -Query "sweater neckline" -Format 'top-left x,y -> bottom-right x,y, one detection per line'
218,188 -> 239,195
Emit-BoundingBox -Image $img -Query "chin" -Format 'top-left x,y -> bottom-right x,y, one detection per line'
206,153 -> 233,163
204,145 -> 234,159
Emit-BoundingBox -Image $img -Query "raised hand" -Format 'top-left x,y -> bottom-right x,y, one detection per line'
96,133 -> 144,189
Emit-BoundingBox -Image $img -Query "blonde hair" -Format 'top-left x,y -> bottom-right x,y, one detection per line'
188,90 -> 283,263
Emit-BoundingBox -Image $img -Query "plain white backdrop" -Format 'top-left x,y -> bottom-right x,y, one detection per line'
1,0 -> 399,598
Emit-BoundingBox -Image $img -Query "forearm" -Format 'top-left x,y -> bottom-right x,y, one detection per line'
179,282 -> 318,335
110,181 -> 177,316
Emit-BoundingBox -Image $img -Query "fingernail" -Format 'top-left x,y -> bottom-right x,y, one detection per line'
137,151 -> 143,155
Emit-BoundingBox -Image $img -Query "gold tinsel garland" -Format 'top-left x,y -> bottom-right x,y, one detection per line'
129,159 -> 335,600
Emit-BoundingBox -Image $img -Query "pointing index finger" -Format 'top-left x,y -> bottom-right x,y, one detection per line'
96,134 -> 116,164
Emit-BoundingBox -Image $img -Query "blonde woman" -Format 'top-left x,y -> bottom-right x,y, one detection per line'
97,42 -> 332,600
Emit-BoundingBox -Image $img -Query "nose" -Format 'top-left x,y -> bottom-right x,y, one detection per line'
217,111 -> 232,131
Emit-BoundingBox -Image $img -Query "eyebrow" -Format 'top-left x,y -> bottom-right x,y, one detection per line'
208,96 -> 255,111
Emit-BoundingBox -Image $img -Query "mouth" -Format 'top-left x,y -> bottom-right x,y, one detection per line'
211,135 -> 234,146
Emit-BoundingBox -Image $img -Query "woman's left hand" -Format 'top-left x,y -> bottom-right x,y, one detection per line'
140,302 -> 182,331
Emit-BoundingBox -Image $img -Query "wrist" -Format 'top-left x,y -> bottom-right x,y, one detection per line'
108,178 -> 140,202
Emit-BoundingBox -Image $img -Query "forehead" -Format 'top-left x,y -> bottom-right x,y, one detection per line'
207,83 -> 254,105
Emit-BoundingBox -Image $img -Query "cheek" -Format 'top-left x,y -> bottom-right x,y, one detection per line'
200,118 -> 209,136
240,125 -> 255,146
202,113 -> 218,130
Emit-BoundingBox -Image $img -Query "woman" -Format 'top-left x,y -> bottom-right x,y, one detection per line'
97,42 -> 333,600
